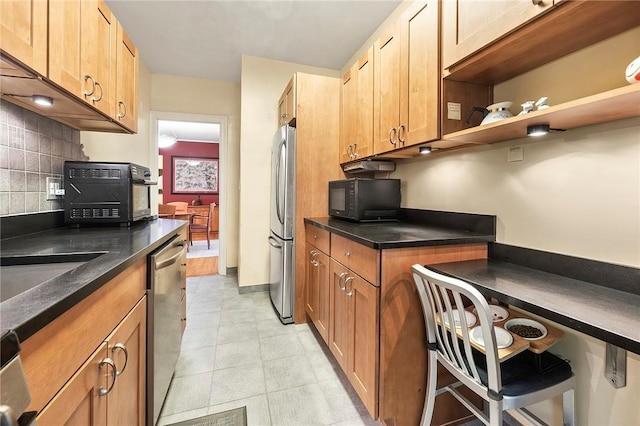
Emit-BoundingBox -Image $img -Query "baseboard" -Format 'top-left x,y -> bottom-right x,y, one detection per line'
238,283 -> 269,294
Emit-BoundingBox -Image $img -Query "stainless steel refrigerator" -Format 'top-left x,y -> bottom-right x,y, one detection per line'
269,124 -> 296,324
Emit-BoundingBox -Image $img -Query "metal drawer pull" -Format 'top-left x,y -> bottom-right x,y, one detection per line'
345,276 -> 354,296
388,128 -> 397,145
93,81 -> 103,102
398,124 -> 406,144
310,250 -> 319,266
532,0 -> 543,4
83,75 -> 95,96
344,251 -> 350,257
117,101 -> 127,119
98,358 -> 117,396
112,343 -> 128,376
338,272 -> 348,291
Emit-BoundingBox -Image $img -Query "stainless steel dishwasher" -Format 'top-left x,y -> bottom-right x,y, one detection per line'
147,234 -> 186,425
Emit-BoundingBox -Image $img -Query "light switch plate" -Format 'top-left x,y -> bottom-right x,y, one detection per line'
46,177 -> 63,200
507,146 -> 524,162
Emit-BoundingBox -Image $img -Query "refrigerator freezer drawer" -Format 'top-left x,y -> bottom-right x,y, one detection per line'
268,233 -> 294,324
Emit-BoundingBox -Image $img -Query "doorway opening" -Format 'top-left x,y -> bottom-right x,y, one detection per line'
151,111 -> 228,276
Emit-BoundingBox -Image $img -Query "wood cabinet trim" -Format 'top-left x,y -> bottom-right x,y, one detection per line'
21,258 -> 146,413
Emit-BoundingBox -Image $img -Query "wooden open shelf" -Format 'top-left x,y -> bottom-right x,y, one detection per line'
440,85 -> 640,145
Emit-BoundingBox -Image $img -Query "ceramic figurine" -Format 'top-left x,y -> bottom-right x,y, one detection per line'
518,100 -> 535,115
535,96 -> 549,110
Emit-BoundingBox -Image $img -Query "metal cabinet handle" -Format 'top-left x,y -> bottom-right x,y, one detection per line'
344,251 -> 350,257
352,143 -> 358,158
84,75 -> 96,97
345,276 -> 354,296
112,343 -> 128,376
309,250 -> 318,266
398,124 -> 406,145
388,128 -> 397,145
93,81 -> 103,102
312,234 -> 318,239
98,357 -> 117,396
532,0 -> 543,4
338,272 -> 348,291
117,101 -> 127,119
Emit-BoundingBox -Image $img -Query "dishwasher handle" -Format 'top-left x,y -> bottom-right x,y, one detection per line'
154,240 -> 185,270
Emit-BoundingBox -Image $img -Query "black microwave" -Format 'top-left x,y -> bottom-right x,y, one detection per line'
64,161 -> 156,226
328,178 -> 401,222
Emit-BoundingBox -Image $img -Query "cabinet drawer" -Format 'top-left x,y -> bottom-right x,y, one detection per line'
305,223 -> 330,254
331,233 -> 379,286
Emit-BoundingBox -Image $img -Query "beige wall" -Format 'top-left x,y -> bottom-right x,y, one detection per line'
238,55 -> 339,287
82,65 -> 241,269
391,26 -> 640,426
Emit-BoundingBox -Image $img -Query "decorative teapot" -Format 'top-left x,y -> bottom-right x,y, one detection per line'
466,101 -> 514,126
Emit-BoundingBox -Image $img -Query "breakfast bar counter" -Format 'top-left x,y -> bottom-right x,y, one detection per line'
428,244 -> 640,355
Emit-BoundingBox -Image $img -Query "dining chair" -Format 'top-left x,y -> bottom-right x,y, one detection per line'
188,203 -> 215,249
167,201 -> 189,214
158,203 -> 176,218
411,264 -> 575,426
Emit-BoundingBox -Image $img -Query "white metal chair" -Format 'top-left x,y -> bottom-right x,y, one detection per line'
411,264 -> 575,426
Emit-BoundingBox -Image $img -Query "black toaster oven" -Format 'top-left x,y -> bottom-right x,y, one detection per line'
64,161 -> 156,226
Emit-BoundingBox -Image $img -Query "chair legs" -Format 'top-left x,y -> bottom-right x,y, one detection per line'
421,351 -> 438,426
562,389 -> 575,426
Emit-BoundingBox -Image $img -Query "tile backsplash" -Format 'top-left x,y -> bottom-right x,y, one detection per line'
0,102 -> 89,216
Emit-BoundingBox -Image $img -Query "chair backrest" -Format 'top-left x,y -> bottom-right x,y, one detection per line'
412,264 -> 502,397
205,203 -> 216,230
167,201 -> 188,214
158,204 -> 176,218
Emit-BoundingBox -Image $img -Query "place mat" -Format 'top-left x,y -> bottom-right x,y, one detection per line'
164,407 -> 247,426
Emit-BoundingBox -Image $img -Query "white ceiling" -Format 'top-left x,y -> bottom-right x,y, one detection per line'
106,0 -> 401,82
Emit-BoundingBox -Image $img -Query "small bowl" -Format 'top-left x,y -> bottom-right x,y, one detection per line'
504,318 -> 547,340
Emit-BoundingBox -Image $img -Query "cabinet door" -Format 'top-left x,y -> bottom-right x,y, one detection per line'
400,1 -> 440,146
339,65 -> 357,163
0,0 -> 47,75
355,47 -> 374,160
106,297 -> 146,426
306,244 -> 330,343
328,259 -> 349,372
81,0 -> 117,116
49,0 -> 83,96
442,0 -> 552,70
346,274 -> 379,418
115,22 -> 138,132
36,342 -> 109,426
278,92 -> 287,126
374,25 -> 401,154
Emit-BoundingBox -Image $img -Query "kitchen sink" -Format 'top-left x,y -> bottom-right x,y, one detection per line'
0,252 -> 105,303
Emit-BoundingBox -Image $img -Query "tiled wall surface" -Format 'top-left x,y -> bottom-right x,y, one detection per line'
0,102 -> 88,216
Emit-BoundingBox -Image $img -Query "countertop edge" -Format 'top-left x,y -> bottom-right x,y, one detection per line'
1,221 -> 187,343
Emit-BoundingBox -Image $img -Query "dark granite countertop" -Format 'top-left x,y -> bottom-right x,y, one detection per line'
0,219 -> 187,344
305,211 -> 496,249
428,247 -> 640,355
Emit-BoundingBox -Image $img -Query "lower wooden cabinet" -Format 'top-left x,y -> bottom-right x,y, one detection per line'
305,242 -> 330,343
329,259 -> 380,417
37,297 -> 146,425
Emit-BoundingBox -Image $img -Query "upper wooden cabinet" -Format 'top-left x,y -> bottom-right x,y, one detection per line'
1,0 -> 139,133
374,1 -> 439,155
442,0 -> 553,70
0,0 -> 47,75
116,23 -> 139,132
80,0 -> 118,117
340,48 -> 374,164
278,76 -> 296,126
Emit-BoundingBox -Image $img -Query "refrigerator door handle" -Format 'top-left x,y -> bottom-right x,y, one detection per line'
268,236 -> 282,249
275,139 -> 286,226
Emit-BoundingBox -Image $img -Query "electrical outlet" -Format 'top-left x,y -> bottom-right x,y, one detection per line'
46,177 -> 64,200
507,146 -> 524,162
447,102 -> 461,120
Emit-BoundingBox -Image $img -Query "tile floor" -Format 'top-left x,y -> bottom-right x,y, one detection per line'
157,273 -> 381,426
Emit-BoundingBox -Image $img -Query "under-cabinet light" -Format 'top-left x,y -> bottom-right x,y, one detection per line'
32,95 -> 54,107
419,146 -> 432,154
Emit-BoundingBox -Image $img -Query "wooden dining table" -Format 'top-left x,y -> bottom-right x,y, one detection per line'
158,212 -> 196,250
